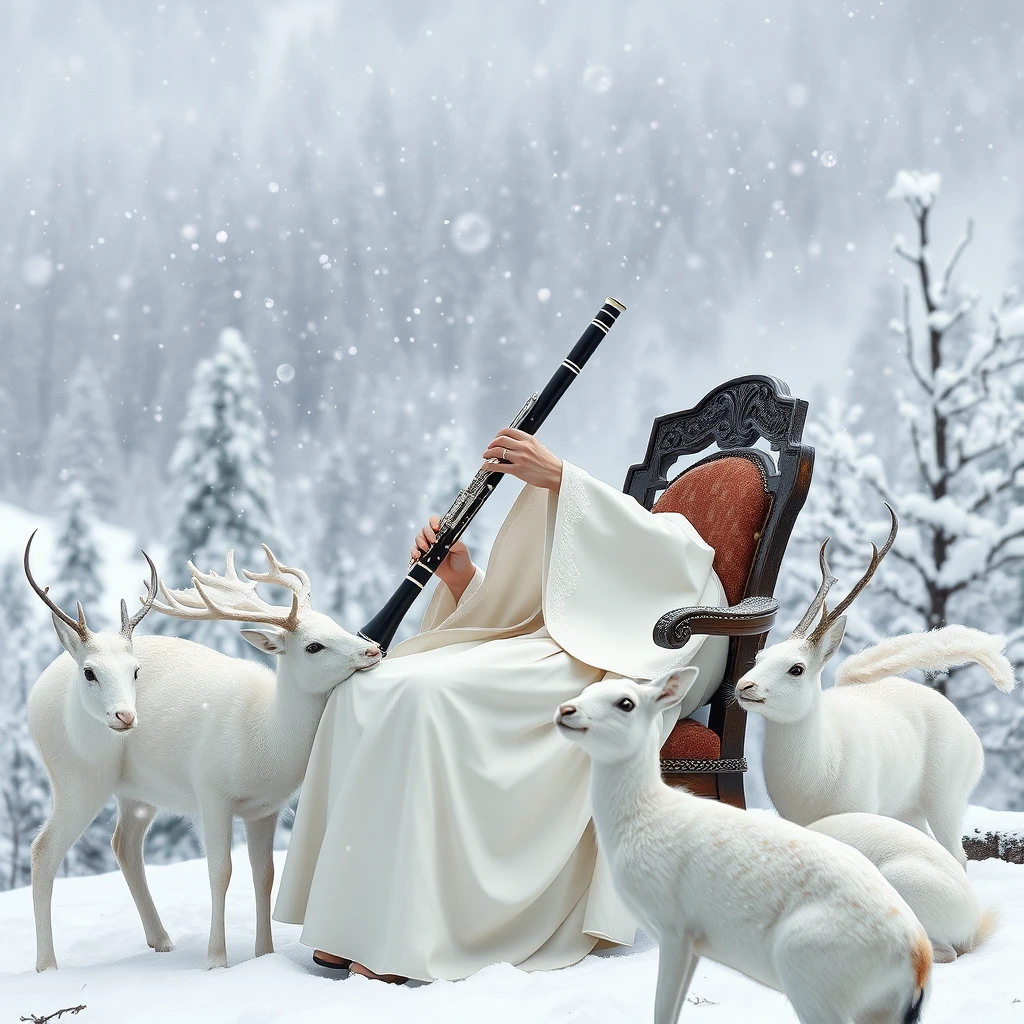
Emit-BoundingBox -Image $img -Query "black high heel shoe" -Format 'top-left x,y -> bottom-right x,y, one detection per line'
312,951 -> 352,970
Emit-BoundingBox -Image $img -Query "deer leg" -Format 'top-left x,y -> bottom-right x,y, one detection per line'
32,785 -> 112,972
244,812 -> 278,958
200,803 -> 234,969
111,798 -> 173,952
653,933 -> 698,1024
925,799 -> 969,868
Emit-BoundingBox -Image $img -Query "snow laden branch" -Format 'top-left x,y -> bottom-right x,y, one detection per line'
789,172 -> 1024,739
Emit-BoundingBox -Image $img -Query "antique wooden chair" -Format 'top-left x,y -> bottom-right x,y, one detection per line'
623,374 -> 813,809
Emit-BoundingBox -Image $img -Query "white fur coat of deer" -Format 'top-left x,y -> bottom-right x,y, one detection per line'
26,536 -> 379,972
737,507 -> 1015,865
808,812 -> 997,963
556,668 -> 932,1024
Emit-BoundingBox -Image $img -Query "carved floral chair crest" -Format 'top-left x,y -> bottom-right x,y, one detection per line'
623,375 -> 814,808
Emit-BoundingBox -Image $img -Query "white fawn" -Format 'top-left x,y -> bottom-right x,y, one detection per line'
808,812 -> 997,963
27,536 -> 379,971
736,506 -> 1015,865
556,667 -> 931,1024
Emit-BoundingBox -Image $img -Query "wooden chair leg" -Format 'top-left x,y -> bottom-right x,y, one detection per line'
717,772 -> 746,810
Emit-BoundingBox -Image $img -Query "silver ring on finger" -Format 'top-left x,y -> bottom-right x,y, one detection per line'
502,448 -> 508,460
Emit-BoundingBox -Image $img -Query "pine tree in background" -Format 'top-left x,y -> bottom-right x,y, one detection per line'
161,327 -> 280,658
0,725 -> 49,890
314,436 -> 363,626
36,357 -> 123,517
52,479 -> 107,632
0,557 -> 52,890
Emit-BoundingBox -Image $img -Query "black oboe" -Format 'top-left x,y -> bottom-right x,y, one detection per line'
359,296 -> 626,653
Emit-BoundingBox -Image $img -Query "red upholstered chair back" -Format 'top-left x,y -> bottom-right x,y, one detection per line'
622,376 -> 813,809
651,454 -> 772,606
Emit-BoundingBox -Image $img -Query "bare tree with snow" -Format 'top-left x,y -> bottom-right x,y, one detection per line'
785,170 -> 1024,805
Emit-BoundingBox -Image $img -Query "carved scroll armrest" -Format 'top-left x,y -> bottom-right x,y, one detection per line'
653,596 -> 779,649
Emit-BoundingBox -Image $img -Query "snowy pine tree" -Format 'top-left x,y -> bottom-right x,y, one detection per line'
52,479 -> 107,632
0,557 -> 51,890
36,357 -> 123,517
162,328 -> 280,658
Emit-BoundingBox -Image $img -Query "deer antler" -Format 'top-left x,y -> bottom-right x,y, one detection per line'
24,530 -> 89,638
789,539 -> 838,639
804,504 -> 899,644
150,546 -> 308,631
121,552 -> 159,639
240,544 -> 311,608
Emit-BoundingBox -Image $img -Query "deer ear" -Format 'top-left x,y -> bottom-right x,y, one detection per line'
814,614 -> 847,664
51,613 -> 83,655
240,628 -> 287,656
651,666 -> 700,710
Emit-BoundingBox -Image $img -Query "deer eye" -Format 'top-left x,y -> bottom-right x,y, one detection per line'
615,698 -> 635,712
134,667 -> 140,680
305,642 -> 325,654
84,668 -> 97,682
788,665 -> 805,677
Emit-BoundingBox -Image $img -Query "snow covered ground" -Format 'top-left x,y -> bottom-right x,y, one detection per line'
1,807 -> 1022,1024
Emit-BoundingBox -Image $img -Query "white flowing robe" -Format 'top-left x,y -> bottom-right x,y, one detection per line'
273,462 -> 728,981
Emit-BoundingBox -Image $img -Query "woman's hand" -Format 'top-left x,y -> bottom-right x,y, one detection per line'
411,515 -> 477,601
481,427 -> 563,493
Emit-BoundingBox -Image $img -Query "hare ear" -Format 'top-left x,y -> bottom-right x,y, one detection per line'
651,666 -> 700,710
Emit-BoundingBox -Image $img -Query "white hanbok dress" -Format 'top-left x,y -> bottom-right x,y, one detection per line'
273,461 -> 728,981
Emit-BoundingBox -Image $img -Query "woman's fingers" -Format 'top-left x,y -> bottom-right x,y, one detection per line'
410,546 -> 420,560
429,515 -> 441,530
482,445 -> 518,462
424,523 -> 437,543
482,431 -> 528,457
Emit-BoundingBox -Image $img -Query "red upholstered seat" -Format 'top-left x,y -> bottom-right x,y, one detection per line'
651,455 -> 771,605
652,455 -> 772,765
660,717 -> 721,760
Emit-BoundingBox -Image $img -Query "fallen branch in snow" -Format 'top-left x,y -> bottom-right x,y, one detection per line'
963,830 -> 1024,865
19,1006 -> 86,1024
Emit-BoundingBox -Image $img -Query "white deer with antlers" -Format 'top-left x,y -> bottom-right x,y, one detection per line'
735,505 -> 1015,866
28,538 -> 380,971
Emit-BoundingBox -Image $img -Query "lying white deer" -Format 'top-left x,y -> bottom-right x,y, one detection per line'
27,536 -> 379,971
556,669 -> 932,1024
808,812 -> 997,963
735,506 -> 1015,865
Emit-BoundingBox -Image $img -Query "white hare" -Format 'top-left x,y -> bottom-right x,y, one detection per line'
736,506 -> 1014,865
808,812 -> 997,963
556,667 -> 931,1024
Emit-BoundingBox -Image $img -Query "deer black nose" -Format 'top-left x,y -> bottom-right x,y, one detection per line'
558,704 -> 577,717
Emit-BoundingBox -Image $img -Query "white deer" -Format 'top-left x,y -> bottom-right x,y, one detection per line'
735,506 -> 1015,865
27,536 -> 379,971
808,812 -> 998,963
556,669 -> 932,1024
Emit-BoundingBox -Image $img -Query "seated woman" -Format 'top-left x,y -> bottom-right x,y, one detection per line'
273,428 -> 728,983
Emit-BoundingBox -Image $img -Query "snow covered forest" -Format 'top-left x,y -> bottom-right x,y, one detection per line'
3,0 -> 1024,890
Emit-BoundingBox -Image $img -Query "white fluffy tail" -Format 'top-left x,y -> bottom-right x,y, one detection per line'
955,907 -> 1000,957
835,625 -> 1016,693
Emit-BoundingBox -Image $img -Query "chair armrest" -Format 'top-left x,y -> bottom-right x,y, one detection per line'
653,595 -> 779,649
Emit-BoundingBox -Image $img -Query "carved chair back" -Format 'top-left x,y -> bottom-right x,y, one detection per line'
623,374 -> 813,805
